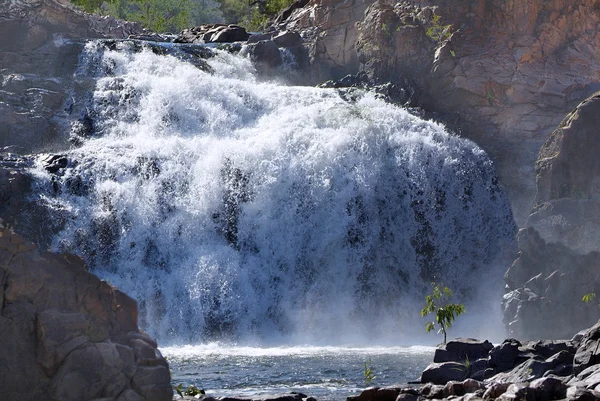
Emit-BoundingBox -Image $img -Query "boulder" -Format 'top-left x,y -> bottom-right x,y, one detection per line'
421,362 -> 468,385
529,377 -> 568,401
0,225 -> 171,401
489,339 -> 522,373
487,359 -> 556,384
246,40 -> 282,69
434,339 -> 494,363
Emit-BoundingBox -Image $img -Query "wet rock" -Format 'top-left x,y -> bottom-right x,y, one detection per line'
245,40 -> 282,69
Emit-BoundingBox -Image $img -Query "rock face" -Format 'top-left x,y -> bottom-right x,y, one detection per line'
503,92 -> 600,340
0,224 -> 171,401
0,0 -> 142,153
274,0 -> 600,225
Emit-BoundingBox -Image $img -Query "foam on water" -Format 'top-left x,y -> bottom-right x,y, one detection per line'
32,40 -> 516,345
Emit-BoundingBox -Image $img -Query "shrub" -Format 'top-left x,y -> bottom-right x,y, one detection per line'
421,283 -> 465,344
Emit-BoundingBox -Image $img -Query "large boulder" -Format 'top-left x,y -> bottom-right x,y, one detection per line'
0,225 -> 171,401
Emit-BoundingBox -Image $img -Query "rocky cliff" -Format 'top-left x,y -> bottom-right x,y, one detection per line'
503,92 -> 600,340
0,224 -> 171,401
0,0 -> 142,153
276,0 -> 600,225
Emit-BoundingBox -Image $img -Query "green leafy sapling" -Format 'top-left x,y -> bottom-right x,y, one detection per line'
421,283 -> 465,344
363,359 -> 376,387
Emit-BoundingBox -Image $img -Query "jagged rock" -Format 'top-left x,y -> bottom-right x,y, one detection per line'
433,339 -> 494,363
0,225 -> 171,401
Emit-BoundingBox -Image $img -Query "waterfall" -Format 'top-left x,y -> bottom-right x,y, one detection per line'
32,40 -> 516,345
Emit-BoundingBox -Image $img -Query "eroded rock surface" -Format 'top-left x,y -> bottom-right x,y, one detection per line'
0,0 -> 142,153
503,92 -> 600,340
0,225 -> 171,401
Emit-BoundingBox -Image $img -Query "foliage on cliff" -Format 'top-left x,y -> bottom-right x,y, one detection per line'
69,0 -> 293,31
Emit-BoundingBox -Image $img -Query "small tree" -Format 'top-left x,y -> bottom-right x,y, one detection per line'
421,283 -> 465,344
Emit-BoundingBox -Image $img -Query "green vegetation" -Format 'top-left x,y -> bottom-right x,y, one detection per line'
69,0 -> 293,32
421,283 -> 465,344
173,383 -> 205,397
583,292 -> 600,306
363,359 -> 376,387
425,14 -> 451,45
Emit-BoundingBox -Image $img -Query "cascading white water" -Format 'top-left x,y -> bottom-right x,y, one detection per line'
33,40 -> 515,345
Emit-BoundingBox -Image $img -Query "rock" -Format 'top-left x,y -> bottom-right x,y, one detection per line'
469,359 -> 491,381
434,339 -> 494,363
176,24 -> 249,44
419,383 -> 445,399
487,358 -> 556,384
489,339 -> 522,373
0,225 -> 170,401
497,383 -> 531,401
482,383 -> 511,400
272,30 -> 302,47
529,377 -> 568,401
503,228 -> 600,340
421,362 -> 468,385
0,0 -> 142,153
575,320 -> 600,374
245,40 -> 282,69
566,386 -> 600,401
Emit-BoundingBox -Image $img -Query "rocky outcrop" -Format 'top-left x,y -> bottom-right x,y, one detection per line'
0,0 -> 142,153
274,0 -> 600,225
352,332 -> 600,401
0,224 -> 171,401
503,92 -> 600,340
175,24 -> 250,43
